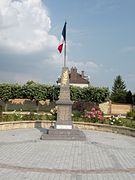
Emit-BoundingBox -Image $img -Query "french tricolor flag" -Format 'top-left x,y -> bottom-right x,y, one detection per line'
58,22 -> 66,53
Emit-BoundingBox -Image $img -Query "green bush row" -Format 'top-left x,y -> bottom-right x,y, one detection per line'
0,113 -> 55,122
127,111 -> 135,120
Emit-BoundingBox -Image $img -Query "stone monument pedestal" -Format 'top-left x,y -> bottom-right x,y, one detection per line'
55,99 -> 73,129
40,128 -> 86,141
40,67 -> 86,141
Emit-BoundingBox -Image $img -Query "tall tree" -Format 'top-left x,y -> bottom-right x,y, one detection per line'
0,84 -> 13,111
126,90 -> 133,104
111,75 -> 127,103
132,93 -> 135,105
22,82 -> 47,112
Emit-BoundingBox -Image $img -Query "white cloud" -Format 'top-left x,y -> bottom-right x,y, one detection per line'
0,0 -> 61,85
0,1 -> 101,86
0,0 -> 58,53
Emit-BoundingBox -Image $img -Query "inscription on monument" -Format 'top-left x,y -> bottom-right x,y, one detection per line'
59,106 -> 69,121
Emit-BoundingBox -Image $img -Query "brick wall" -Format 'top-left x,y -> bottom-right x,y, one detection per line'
111,104 -> 132,115
99,101 -> 132,115
0,99 -> 55,112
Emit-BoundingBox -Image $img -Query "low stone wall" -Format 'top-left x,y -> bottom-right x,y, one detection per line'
0,121 -> 135,137
0,121 -> 53,131
73,122 -> 135,137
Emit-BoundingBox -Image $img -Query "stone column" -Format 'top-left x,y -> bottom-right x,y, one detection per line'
55,67 -> 73,129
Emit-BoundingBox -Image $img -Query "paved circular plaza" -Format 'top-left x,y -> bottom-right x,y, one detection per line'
0,128 -> 135,180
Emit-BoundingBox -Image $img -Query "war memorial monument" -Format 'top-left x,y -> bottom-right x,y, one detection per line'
41,66 -> 86,140
41,22 -> 86,140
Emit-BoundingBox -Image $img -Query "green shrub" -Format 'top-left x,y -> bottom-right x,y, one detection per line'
1,114 -> 23,122
0,113 -> 56,122
73,111 -> 84,117
127,111 -> 135,120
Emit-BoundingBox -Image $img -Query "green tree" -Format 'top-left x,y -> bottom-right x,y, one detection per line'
70,86 -> 109,103
111,75 -> 127,103
11,84 -> 22,99
22,82 -> 47,112
126,90 -> 133,104
25,80 -> 36,86
81,87 -> 95,102
46,85 -> 60,101
132,93 -> 135,105
0,84 -> 13,111
51,85 -> 60,101
70,86 -> 83,101
32,84 -> 47,112
82,87 -> 109,103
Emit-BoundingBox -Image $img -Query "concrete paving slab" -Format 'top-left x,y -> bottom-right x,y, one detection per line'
0,128 -> 135,180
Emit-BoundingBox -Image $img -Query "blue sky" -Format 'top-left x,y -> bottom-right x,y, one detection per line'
0,0 -> 135,92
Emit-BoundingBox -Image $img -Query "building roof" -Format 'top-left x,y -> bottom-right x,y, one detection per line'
57,67 -> 90,85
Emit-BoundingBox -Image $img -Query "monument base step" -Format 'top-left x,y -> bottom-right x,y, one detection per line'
40,128 -> 86,141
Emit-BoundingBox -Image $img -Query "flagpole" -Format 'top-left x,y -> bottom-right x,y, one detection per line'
64,21 -> 67,68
